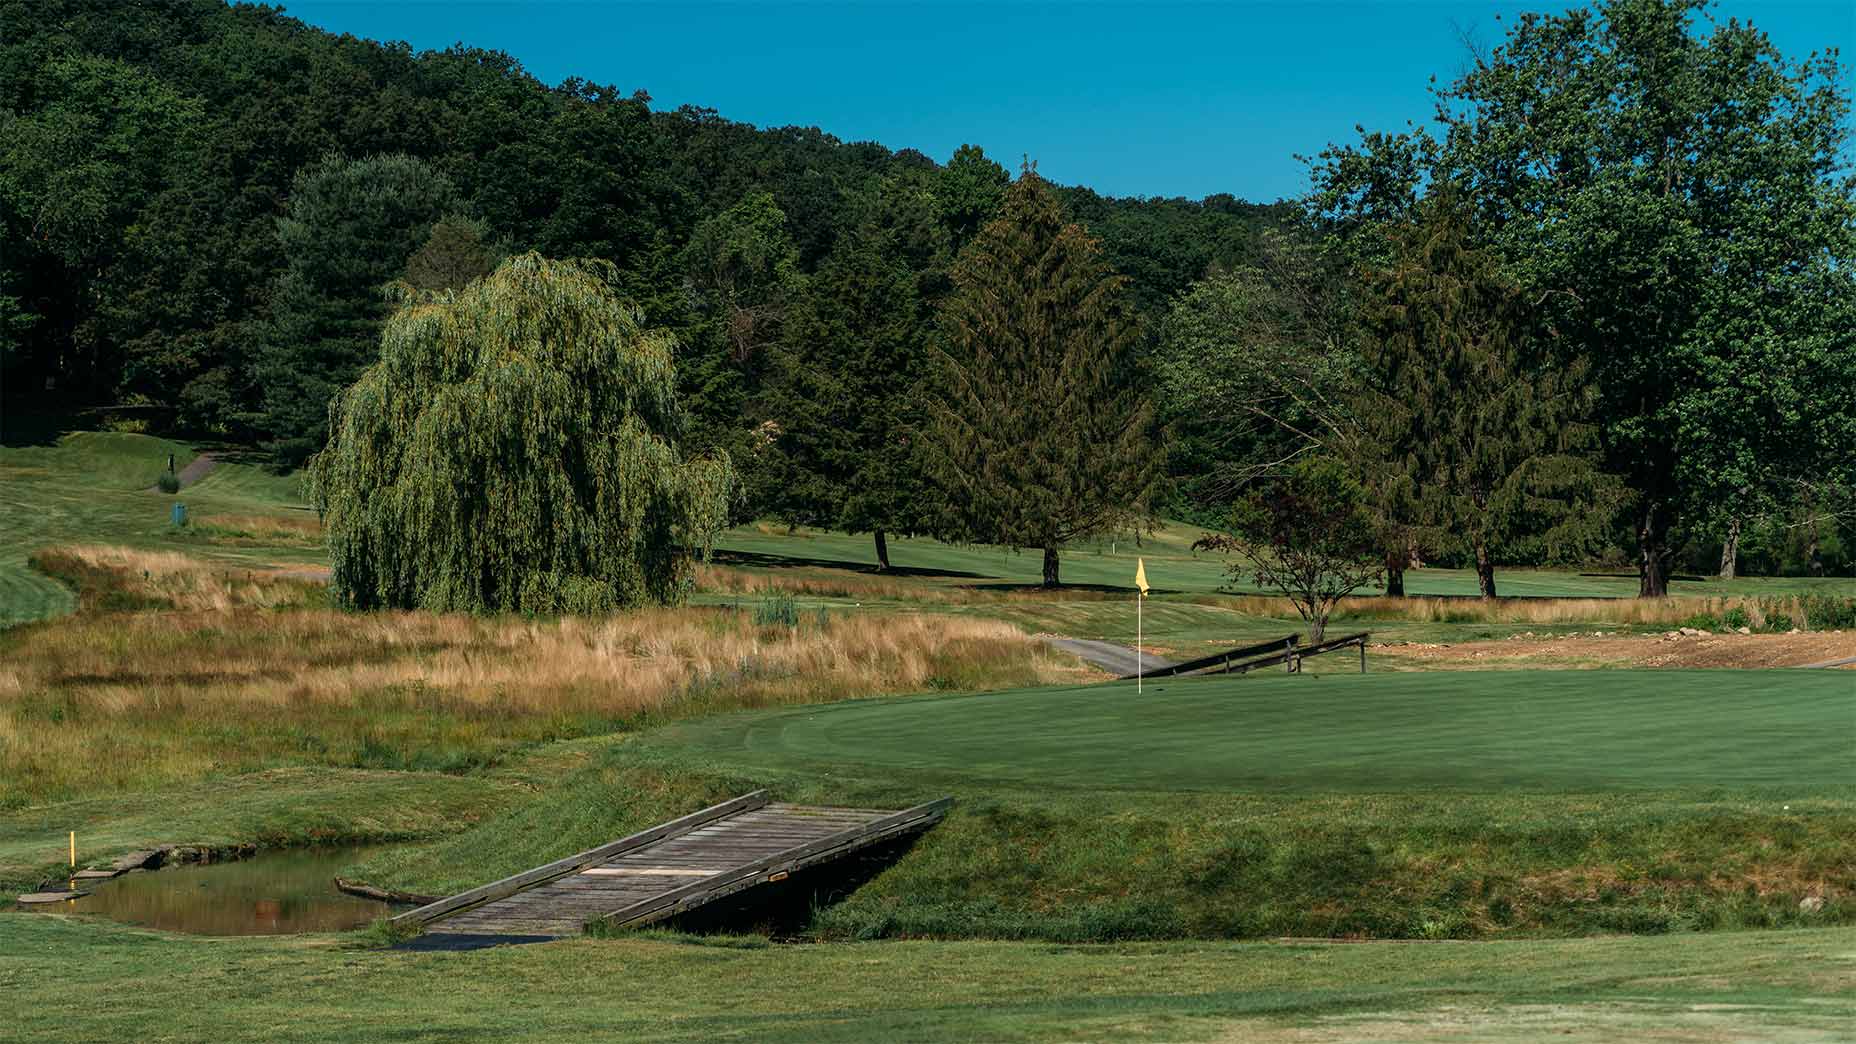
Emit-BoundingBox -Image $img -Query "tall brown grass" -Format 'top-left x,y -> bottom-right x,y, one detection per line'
1,546 -> 1081,806
1194,592 -> 1837,629
188,512 -> 324,547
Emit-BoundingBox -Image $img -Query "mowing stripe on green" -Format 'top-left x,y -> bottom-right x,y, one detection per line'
662,669 -> 1855,793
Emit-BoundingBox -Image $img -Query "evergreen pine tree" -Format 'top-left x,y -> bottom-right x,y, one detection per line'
403,214 -> 499,292
1360,193 -> 1615,598
255,154 -> 457,467
925,166 -> 1163,587
764,176 -> 948,569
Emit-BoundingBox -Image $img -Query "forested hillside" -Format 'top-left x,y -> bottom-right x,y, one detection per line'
0,0 -> 1279,458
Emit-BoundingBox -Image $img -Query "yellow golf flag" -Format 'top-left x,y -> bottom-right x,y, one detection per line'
1135,558 -> 1149,596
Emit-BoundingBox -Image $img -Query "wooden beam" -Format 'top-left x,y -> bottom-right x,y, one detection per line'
596,797 -> 954,930
1122,634 -> 1301,680
393,790 -> 771,927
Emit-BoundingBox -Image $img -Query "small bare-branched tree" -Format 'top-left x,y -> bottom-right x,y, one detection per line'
1195,459 -> 1383,643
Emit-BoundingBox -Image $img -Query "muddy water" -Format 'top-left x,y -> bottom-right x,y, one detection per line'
23,846 -> 403,935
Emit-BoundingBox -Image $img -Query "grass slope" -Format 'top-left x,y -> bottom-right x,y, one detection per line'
0,433 -> 315,626
2,916 -> 1849,1042
359,670 -> 1853,940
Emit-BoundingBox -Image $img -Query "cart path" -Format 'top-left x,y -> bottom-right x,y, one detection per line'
147,452 -> 218,490
1042,637 -> 1174,676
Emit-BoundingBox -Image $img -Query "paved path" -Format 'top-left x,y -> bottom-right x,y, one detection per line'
1042,638 -> 1174,677
147,452 -> 218,491
1802,654 -> 1856,669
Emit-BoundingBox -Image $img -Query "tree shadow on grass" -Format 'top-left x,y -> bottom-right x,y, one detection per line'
711,548 -> 993,581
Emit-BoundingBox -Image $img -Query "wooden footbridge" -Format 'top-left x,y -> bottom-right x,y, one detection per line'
393,791 -> 950,939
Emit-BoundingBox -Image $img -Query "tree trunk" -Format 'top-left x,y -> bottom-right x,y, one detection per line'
1474,540 -> 1497,599
1807,518 -> 1824,577
873,530 -> 890,572
1638,502 -> 1670,597
1718,517 -> 1740,580
1384,548 -> 1406,598
1041,545 -> 1060,588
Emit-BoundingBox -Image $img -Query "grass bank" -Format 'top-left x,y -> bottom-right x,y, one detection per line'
356,669 -> 1853,941
3,915 -> 1848,1042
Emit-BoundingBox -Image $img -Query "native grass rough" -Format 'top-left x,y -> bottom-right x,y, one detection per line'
0,545 -> 1075,809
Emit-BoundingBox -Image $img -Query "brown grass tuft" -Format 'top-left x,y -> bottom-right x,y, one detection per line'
1195,592 -> 1837,629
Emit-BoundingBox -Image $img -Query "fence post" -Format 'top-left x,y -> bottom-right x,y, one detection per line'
1359,638 -> 1366,674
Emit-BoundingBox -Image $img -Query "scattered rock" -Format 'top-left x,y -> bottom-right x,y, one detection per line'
1736,626 -> 1751,635
110,848 -> 167,872
1800,896 -> 1825,914
17,889 -> 90,904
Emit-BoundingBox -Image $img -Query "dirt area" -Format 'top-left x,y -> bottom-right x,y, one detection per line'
1378,630 -> 1856,670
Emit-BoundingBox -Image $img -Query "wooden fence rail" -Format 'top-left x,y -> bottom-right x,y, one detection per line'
1224,631 -> 1371,675
1123,633 -> 1301,680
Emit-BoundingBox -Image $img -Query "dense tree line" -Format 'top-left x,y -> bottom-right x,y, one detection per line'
3,0 -> 1850,590
1160,0 -> 1856,590
0,2 -> 1271,456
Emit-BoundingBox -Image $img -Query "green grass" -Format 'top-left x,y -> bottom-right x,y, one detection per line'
0,768 -> 514,891
1,915 -> 1848,1042
660,670 -> 1850,792
0,432 -> 318,626
719,522 -> 1856,599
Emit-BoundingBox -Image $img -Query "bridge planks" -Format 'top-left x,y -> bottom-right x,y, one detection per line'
402,796 -> 951,939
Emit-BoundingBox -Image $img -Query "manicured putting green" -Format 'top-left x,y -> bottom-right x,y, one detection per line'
664,670 -> 1854,793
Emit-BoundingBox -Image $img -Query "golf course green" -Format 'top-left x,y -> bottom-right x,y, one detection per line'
662,669 -> 1852,793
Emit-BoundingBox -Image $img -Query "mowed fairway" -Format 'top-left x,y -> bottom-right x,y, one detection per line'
664,670 -> 1853,793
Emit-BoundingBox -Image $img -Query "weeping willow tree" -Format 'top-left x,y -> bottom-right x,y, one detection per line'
308,253 -> 733,614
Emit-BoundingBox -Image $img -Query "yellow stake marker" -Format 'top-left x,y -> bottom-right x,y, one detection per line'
69,831 -> 75,868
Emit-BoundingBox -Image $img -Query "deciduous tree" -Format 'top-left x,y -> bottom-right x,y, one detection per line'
308,254 -> 732,614
1196,458 -> 1382,642
1311,0 -> 1856,595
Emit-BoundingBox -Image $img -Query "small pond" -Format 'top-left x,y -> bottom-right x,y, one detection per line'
20,845 -> 405,936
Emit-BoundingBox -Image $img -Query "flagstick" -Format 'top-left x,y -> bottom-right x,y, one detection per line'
1137,589 -> 1143,695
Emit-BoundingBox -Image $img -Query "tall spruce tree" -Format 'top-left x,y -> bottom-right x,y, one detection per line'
255,154 -> 458,466
926,166 -> 1163,587
1360,193 -> 1615,598
764,176 -> 947,569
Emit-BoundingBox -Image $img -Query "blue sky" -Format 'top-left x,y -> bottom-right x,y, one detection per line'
281,1 -> 1854,202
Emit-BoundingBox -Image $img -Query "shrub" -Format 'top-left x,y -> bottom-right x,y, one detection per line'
1677,612 -> 1719,631
156,471 -> 181,494
753,592 -> 798,628
1801,596 -> 1856,631
1762,612 -> 1795,633
1721,606 -> 1751,631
